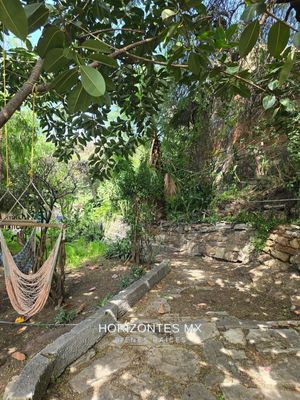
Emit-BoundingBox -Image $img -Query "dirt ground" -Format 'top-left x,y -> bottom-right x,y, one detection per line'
0,257 -> 132,397
44,252 -> 300,400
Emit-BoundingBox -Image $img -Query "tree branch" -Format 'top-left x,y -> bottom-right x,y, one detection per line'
265,9 -> 298,31
122,51 -> 188,68
80,28 -> 144,38
223,71 -> 267,92
0,58 -> 44,128
0,36 -> 159,127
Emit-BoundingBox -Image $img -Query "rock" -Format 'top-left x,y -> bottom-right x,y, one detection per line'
223,329 -> 246,345
276,244 -> 298,256
221,385 -> 262,400
269,234 -> 290,247
88,385 -> 139,400
238,243 -> 255,263
245,329 -> 300,354
118,370 -> 183,399
182,383 -> 216,400
269,358 -> 300,387
143,298 -> 171,315
233,224 -> 250,231
270,249 -> 290,263
173,322 -> 219,345
203,340 -> 240,378
284,229 -> 300,238
290,239 -> 300,249
290,254 -> 300,270
69,348 -> 132,394
203,371 -> 224,388
0,354 -> 7,367
263,258 -> 290,272
264,391 -> 300,400
291,295 -> 300,307
221,349 -> 247,360
69,348 -> 96,373
145,347 -> 200,381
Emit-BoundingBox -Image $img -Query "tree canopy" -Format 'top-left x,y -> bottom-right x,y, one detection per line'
0,0 -> 299,179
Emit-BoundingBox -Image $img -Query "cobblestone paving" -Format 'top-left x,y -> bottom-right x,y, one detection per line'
46,254 -> 300,400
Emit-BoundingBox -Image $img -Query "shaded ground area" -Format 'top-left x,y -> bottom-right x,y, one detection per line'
45,252 -> 300,400
0,258 -> 131,397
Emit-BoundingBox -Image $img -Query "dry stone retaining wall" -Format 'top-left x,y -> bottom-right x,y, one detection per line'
156,222 -> 300,313
263,224 -> 300,271
156,222 -> 256,263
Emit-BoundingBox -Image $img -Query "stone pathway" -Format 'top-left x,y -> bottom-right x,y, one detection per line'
46,253 -> 300,400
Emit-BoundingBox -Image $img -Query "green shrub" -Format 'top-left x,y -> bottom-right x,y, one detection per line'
64,203 -> 104,242
232,211 -> 285,251
104,237 -> 132,261
118,275 -> 131,290
2,230 -> 22,254
118,265 -> 145,290
65,238 -> 107,268
54,308 -> 77,324
97,293 -> 113,307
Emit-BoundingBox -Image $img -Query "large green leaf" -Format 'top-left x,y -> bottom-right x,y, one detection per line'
86,53 -> 118,68
80,66 -> 106,97
239,20 -> 260,58
188,52 -> 206,75
293,31 -> 300,49
25,3 -> 49,33
184,0 -> 206,13
80,39 -> 111,53
161,9 -> 176,20
241,5 -> 256,22
68,83 -> 93,113
267,21 -> 290,58
43,48 -> 70,73
37,26 -> 66,57
0,0 -> 28,40
52,68 -> 78,94
280,98 -> 295,112
279,50 -> 296,85
233,83 -> 251,98
263,95 -> 277,110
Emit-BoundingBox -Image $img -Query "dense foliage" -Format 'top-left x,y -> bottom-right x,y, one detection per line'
0,0 -> 300,180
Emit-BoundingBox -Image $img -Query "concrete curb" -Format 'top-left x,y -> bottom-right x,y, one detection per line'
3,260 -> 170,400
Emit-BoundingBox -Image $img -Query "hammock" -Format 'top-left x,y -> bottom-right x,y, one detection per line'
0,229 -> 63,318
0,229 -> 36,274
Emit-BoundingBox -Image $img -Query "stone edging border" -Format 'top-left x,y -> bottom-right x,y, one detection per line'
4,260 -> 171,400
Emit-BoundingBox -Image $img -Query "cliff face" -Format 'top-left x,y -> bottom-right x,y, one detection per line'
182,93 -> 297,217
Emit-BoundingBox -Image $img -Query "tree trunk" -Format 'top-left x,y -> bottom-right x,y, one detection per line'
51,234 -> 66,306
150,133 -> 167,220
0,129 -> 3,182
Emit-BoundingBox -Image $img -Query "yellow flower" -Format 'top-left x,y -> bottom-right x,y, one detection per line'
15,316 -> 26,324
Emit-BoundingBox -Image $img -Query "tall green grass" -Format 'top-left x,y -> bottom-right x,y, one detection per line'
65,239 -> 108,269
2,230 -> 22,254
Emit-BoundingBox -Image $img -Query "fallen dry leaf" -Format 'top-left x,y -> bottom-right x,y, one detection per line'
158,304 -> 166,314
76,303 -> 86,315
293,309 -> 300,316
15,316 -> 26,324
193,303 -> 208,310
8,347 -> 17,355
89,287 -> 96,292
11,352 -> 26,361
17,326 -> 28,334
88,265 -> 99,271
207,280 -> 215,287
